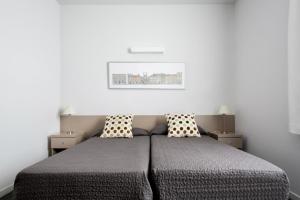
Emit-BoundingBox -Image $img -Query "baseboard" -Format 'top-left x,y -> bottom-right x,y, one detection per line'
0,184 -> 13,198
0,184 -> 299,199
291,191 -> 300,200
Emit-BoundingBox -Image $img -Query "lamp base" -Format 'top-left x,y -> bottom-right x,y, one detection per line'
66,131 -> 73,135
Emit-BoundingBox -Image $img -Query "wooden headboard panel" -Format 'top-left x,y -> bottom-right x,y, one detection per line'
60,115 -> 235,138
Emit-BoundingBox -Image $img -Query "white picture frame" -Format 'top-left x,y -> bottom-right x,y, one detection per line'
108,62 -> 185,89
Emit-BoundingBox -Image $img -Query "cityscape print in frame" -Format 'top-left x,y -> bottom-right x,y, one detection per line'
108,62 -> 185,89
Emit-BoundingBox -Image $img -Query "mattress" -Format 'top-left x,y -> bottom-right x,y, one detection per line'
151,135 -> 289,200
15,136 -> 152,200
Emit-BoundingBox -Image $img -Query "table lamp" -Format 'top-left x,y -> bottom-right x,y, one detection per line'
61,106 -> 75,135
218,105 -> 231,134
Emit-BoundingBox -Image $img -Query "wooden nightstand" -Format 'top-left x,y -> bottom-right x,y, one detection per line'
208,131 -> 243,149
49,133 -> 84,156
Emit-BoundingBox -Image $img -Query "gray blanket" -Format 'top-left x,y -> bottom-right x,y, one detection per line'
151,135 -> 289,200
15,137 -> 152,200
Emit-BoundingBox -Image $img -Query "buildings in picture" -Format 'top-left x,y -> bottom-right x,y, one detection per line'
112,72 -> 182,85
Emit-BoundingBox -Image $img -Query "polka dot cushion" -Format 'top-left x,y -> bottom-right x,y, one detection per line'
101,115 -> 134,138
166,114 -> 200,137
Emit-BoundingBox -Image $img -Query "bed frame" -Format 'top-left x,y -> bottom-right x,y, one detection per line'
60,115 -> 235,138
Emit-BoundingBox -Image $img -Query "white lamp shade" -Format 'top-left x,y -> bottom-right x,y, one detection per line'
218,105 -> 231,115
61,106 -> 75,116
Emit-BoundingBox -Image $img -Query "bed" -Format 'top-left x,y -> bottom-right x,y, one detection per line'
151,135 -> 289,200
15,136 -> 152,200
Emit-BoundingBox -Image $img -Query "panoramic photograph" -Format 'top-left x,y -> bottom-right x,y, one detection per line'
108,62 -> 185,89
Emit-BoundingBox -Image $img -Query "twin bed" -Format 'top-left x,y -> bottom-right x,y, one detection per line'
151,135 -> 289,200
15,137 -> 152,200
15,115 -> 289,200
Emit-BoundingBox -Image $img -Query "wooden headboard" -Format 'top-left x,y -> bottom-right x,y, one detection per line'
60,115 -> 235,138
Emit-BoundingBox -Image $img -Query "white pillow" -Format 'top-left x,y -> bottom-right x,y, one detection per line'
101,115 -> 133,138
166,113 -> 200,137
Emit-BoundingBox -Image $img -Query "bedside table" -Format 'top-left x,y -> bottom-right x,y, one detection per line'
208,131 -> 243,149
50,133 -> 84,156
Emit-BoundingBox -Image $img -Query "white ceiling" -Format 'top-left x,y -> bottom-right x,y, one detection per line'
57,0 -> 236,5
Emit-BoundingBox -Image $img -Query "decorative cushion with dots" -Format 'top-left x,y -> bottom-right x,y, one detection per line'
165,113 -> 200,137
100,115 -> 134,138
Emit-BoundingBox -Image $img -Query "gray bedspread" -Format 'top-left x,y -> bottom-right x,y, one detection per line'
15,136 -> 152,200
151,135 -> 289,200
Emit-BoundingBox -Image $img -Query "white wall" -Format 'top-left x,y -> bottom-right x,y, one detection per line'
0,0 -> 61,195
61,4 -> 235,115
235,0 -> 300,195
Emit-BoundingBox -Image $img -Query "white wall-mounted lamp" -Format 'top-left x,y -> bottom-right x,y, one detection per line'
129,46 -> 165,54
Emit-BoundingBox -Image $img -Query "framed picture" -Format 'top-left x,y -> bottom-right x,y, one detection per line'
108,62 -> 185,89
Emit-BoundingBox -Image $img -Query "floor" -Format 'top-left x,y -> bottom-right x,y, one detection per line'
0,192 -> 15,200
1,191 -> 293,200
